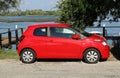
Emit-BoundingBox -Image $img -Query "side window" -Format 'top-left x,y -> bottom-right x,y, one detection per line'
34,28 -> 47,36
50,27 -> 75,38
56,28 -> 75,34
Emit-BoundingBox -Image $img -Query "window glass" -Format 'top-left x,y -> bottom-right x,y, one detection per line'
55,28 -> 75,34
50,27 -> 75,38
34,28 -> 47,36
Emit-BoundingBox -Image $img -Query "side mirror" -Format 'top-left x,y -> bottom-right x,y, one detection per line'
72,34 -> 80,40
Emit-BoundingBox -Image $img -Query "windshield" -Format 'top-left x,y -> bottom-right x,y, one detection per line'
70,27 -> 92,37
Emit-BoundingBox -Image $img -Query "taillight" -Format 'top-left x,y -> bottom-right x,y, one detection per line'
19,35 -> 25,42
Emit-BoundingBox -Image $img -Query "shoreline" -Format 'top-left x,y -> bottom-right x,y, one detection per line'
0,16 -> 58,22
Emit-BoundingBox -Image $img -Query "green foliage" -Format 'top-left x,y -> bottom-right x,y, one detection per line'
0,49 -> 19,59
0,9 -> 59,16
57,0 -> 120,30
0,0 -> 21,13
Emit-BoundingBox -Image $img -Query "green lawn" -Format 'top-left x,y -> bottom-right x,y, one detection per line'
0,49 -> 19,59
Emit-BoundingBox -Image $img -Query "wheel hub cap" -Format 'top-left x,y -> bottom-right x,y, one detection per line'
86,51 -> 98,62
23,51 -> 33,62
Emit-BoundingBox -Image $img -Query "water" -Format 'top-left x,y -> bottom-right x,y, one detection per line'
0,22 -> 46,30
85,21 -> 120,36
0,16 -> 120,49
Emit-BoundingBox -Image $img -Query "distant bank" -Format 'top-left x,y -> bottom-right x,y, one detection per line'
0,16 -> 58,22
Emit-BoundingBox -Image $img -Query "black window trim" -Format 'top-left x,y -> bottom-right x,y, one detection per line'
33,27 -> 48,37
48,27 -> 77,38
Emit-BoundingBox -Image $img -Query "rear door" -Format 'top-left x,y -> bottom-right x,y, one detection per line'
33,27 -> 49,58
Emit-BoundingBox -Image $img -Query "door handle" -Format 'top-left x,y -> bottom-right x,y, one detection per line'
48,40 -> 53,42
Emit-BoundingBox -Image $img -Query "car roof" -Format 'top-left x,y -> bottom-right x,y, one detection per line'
28,23 -> 71,28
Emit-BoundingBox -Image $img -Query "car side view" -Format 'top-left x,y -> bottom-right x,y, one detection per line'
17,23 -> 110,64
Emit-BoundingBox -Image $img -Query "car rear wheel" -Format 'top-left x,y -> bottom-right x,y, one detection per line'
20,49 -> 36,63
83,48 -> 100,64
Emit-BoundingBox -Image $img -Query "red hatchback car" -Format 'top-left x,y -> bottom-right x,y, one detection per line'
17,23 -> 110,64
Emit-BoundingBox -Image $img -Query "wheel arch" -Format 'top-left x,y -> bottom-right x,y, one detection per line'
20,47 -> 37,60
82,47 -> 101,59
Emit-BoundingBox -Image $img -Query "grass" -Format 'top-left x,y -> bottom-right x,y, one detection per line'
0,49 -> 19,60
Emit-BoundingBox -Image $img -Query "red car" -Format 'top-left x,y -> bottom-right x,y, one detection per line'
17,23 -> 110,64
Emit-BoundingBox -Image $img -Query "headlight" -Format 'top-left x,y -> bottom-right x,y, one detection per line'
102,41 -> 107,46
94,39 -> 107,46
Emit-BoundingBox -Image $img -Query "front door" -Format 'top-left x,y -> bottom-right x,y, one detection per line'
45,27 -> 82,58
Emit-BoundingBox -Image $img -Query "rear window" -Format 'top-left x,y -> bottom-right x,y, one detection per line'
33,28 -> 47,36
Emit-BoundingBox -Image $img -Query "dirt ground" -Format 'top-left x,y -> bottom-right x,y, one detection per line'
0,59 -> 120,78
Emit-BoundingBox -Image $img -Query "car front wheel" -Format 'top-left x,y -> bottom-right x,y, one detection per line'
83,48 -> 100,64
20,49 -> 36,63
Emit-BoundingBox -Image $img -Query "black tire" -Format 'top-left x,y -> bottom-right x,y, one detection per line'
83,48 -> 100,64
20,49 -> 36,63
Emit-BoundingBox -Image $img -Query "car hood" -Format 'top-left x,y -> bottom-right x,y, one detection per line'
89,34 -> 106,41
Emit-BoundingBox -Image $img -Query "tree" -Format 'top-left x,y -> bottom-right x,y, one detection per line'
0,0 -> 21,13
57,0 -> 120,30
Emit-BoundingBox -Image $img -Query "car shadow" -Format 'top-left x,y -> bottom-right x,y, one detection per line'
111,45 -> 120,60
37,59 -> 81,62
